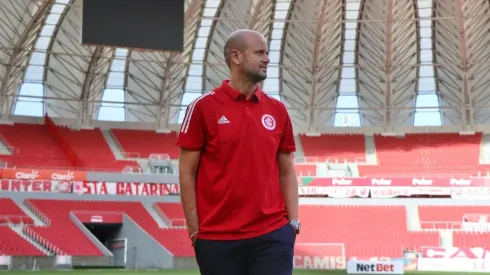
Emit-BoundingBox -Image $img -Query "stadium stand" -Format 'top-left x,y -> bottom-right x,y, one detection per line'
0,124 -> 72,168
299,134 -> 366,163
154,202 -> 186,227
294,163 -> 317,176
24,199 -> 193,256
111,129 -> 179,159
0,226 -> 45,256
2,122 -> 490,178
57,127 -> 137,171
359,133 -> 483,176
418,205 -> 490,229
0,198 -> 33,224
297,205 -> 439,257
453,231 -> 490,247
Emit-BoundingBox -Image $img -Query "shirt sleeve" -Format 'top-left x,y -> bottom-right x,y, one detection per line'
279,105 -> 296,153
176,100 -> 206,150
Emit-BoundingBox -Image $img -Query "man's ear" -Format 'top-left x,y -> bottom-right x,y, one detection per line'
231,49 -> 241,65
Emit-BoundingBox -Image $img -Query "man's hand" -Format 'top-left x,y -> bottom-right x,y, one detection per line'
189,230 -> 199,247
191,235 -> 197,247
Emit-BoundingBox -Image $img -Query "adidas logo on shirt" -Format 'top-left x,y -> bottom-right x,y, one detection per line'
218,116 -> 230,124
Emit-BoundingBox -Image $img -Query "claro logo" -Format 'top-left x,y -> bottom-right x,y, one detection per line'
15,170 -> 39,180
51,172 -> 74,181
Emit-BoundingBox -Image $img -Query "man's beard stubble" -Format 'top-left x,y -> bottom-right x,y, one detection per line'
246,69 -> 267,83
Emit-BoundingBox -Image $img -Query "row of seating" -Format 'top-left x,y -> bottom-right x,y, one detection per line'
1,198 -> 489,257
0,124 -> 137,171
1,124 -> 487,176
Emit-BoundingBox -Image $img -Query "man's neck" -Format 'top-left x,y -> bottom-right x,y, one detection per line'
228,78 -> 257,99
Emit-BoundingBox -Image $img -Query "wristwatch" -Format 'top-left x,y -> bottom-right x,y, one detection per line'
289,220 -> 301,234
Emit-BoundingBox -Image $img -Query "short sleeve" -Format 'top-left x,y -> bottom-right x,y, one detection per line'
176,100 -> 206,150
279,106 -> 296,153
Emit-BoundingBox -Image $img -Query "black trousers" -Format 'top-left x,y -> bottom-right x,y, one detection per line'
194,223 -> 296,275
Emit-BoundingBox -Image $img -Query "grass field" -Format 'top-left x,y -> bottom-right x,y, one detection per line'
3,270 -> 490,275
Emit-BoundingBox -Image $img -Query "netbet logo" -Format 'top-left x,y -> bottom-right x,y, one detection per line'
357,263 -> 395,272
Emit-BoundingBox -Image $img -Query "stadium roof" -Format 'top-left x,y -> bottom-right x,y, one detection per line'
0,0 -> 487,133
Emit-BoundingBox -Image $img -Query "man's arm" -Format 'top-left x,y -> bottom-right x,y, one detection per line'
175,97 -> 207,244
179,148 -> 201,238
277,102 -> 298,221
277,152 -> 299,220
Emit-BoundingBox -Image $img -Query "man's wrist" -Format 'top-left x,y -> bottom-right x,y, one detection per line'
289,220 -> 301,234
188,230 -> 199,239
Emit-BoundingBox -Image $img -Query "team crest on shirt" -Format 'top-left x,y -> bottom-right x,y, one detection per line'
261,114 -> 276,130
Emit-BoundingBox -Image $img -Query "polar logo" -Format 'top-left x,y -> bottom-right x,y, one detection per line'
450,179 -> 471,185
332,179 -> 352,185
15,171 -> 39,180
412,178 -> 432,185
371,179 -> 391,185
52,172 -> 74,181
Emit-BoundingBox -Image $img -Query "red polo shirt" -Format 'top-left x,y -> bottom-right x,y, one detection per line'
176,80 -> 296,240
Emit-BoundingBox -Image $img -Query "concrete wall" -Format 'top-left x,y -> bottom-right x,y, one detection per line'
6,256 -> 113,270
116,215 -> 173,269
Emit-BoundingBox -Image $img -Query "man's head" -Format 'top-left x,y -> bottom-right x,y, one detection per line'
223,29 -> 270,83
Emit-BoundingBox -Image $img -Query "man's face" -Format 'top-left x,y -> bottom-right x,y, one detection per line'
237,34 -> 270,82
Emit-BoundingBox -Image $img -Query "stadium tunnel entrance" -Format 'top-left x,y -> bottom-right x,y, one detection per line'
73,211 -> 125,267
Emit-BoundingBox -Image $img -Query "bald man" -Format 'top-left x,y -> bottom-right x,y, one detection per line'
177,29 -> 300,275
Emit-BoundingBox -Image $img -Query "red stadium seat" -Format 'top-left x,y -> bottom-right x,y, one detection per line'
155,202 -> 186,226
57,127 -> 138,171
0,198 -> 34,225
111,129 -> 179,159
299,134 -> 366,163
297,205 -> 439,257
359,133 -> 483,176
0,124 -> 73,168
0,226 -> 45,256
26,199 -> 193,256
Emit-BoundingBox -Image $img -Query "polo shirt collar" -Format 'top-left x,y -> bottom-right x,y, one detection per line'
219,80 -> 263,102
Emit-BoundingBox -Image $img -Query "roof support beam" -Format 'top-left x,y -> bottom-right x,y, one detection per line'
156,57 -> 174,130
0,0 -> 53,120
78,47 -> 103,128
307,0 -> 328,132
383,0 -> 394,131
454,0 -> 474,130
249,0 -> 266,28
156,0 -> 203,130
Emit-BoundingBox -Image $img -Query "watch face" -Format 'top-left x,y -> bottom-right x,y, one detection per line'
290,221 -> 300,233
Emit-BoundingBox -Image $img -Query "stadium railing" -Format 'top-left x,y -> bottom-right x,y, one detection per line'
0,134 -> 19,156
122,165 -> 143,173
293,156 -> 376,164
0,215 -> 33,225
419,221 -> 461,230
149,153 -> 170,161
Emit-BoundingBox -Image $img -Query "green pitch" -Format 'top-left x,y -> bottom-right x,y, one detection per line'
4,270 -> 490,275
